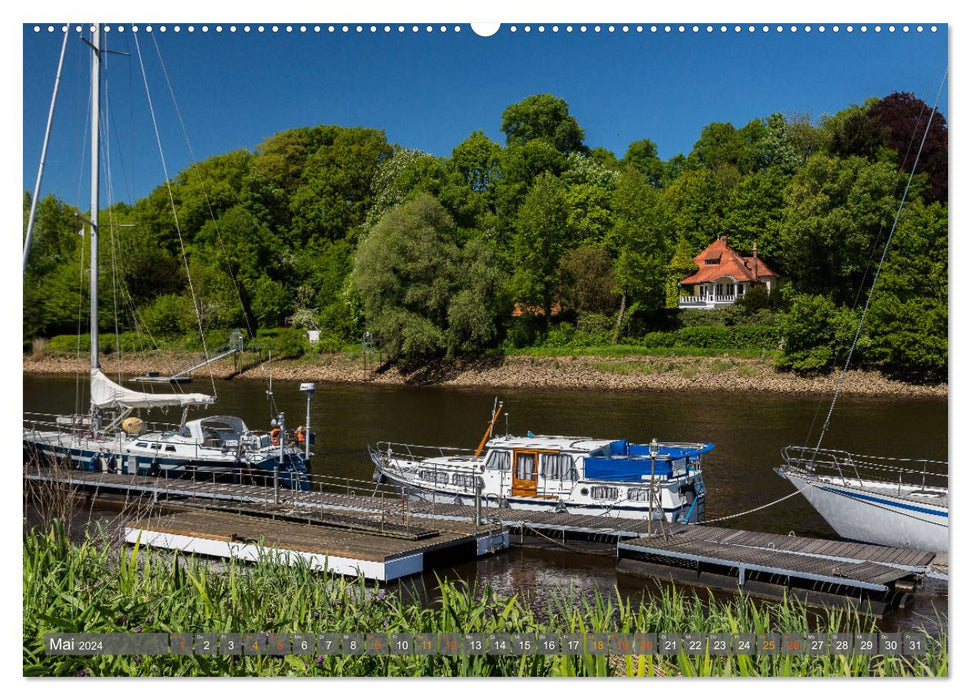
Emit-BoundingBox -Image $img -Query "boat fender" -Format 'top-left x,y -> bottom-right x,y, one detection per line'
295,426 -> 305,444
270,428 -> 281,446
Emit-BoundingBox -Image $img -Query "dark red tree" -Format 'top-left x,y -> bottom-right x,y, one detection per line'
869,92 -> 948,203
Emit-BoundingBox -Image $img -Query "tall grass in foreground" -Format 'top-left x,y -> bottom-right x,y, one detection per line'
23,523 -> 947,677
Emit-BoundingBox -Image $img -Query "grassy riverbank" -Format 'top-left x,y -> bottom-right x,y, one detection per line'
24,523 -> 947,677
23,347 -> 947,398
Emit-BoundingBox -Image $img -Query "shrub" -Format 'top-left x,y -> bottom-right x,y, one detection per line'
642,331 -> 676,348
776,294 -> 858,374
47,334 -> 91,355
255,327 -> 309,358
544,322 -> 576,348
675,325 -> 734,348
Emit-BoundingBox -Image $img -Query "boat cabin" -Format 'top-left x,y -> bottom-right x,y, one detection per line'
180,415 -> 250,448
481,434 -> 712,497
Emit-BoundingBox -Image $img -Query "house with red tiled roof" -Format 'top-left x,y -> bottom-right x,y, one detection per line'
679,236 -> 780,309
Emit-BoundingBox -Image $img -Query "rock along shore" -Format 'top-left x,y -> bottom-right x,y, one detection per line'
22,351 -> 947,398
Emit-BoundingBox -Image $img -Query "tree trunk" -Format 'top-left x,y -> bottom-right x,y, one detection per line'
612,292 -> 627,344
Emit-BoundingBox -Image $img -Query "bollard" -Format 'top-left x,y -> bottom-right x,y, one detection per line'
474,485 -> 481,528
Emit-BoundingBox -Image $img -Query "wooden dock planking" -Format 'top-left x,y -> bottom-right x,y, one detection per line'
25,467 -> 942,592
125,509 -> 509,582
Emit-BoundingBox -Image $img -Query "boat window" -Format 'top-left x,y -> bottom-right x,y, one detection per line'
590,486 -> 618,501
419,470 -> 450,485
135,442 -> 147,448
451,473 -> 484,490
628,488 -> 653,502
515,453 -> 536,481
151,444 -> 161,450
541,453 -> 576,481
164,445 -> 176,452
485,450 -> 511,471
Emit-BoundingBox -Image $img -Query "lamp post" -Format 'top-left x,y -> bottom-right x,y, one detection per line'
300,382 -> 316,465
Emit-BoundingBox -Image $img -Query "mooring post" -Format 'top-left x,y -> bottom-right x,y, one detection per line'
273,465 -> 280,505
475,484 -> 482,528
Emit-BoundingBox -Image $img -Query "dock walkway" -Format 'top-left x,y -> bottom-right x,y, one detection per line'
617,525 -> 937,616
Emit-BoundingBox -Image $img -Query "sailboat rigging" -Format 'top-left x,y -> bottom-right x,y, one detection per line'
23,24 -> 309,489
777,70 -> 949,553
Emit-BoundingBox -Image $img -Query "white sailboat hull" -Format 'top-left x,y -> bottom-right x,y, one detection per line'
779,469 -> 948,553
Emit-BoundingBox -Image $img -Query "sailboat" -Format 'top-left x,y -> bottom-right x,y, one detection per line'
777,76 -> 948,553
23,25 -> 309,490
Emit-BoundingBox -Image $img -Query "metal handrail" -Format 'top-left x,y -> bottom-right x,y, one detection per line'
781,445 -> 948,488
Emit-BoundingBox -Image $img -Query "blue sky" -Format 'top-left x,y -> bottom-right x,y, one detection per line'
22,22 -> 948,207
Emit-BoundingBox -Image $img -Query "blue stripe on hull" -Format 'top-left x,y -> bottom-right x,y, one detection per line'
25,439 -> 310,490
818,486 -> 948,518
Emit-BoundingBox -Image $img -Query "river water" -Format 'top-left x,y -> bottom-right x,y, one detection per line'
23,374 -> 949,632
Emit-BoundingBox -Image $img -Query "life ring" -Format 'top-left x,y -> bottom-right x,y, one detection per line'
295,426 -> 306,444
270,428 -> 281,446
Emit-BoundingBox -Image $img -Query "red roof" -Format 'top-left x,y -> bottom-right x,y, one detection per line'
680,237 -> 779,286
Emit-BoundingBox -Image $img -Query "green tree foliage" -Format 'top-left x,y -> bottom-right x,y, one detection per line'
866,200 -> 948,381
351,194 -> 504,361
500,94 -> 587,154
289,127 -> 392,245
620,139 -> 667,187
510,173 -> 571,321
607,169 -> 670,338
24,90 -> 947,382
820,102 -> 888,161
779,154 -> 906,305
777,293 -> 859,374
557,245 -> 617,316
562,153 -> 617,246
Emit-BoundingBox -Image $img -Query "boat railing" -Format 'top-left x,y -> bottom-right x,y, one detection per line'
374,441 -> 477,462
781,445 -> 948,492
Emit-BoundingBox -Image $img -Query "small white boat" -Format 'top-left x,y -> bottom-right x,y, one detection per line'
777,446 -> 948,553
369,401 -> 714,522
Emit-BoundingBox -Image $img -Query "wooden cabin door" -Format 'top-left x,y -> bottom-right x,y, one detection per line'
512,450 -> 538,497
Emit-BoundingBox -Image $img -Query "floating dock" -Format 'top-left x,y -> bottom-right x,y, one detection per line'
616,525 -> 938,616
24,467 -> 681,540
125,509 -> 507,582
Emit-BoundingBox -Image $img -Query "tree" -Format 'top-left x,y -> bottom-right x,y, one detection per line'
779,154 -> 906,304
607,168 -> 669,337
451,130 -> 502,193
821,102 -> 887,161
777,293 -> 859,374
510,173 -> 571,321
562,153 -> 617,246
687,118 -> 768,174
557,245 -> 617,316
866,199 -> 947,381
289,127 -> 392,245
352,194 -> 502,361
868,92 -> 948,203
661,168 -> 729,252
621,139 -> 667,187
500,94 -> 587,154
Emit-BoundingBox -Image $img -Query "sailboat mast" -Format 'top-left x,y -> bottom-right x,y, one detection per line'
89,23 -> 101,371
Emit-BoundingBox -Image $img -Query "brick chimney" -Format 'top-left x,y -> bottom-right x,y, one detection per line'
752,241 -> 759,281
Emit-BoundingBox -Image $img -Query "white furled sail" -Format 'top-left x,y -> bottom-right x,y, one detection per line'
90,369 -> 214,410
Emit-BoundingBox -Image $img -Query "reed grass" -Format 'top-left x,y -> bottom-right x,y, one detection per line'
23,523 -> 947,677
